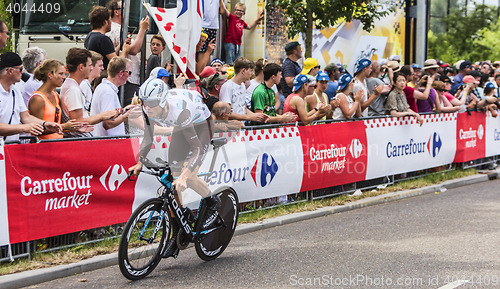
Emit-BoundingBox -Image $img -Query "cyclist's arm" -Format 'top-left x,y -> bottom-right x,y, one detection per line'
138,107 -> 155,161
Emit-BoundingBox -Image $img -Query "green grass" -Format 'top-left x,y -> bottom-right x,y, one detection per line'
0,168 -> 477,275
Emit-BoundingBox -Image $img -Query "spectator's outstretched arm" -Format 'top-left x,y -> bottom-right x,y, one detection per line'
128,17 -> 150,55
196,39 -> 216,74
219,0 -> 230,17
19,110 -> 62,135
246,11 -> 264,30
413,76 -> 433,100
390,109 -> 423,126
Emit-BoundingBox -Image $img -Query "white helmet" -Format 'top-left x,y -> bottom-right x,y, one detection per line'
138,78 -> 168,106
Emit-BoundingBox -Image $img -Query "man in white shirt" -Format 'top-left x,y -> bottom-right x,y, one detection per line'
0,52 -> 61,141
80,51 -> 105,109
15,47 -> 46,105
353,58 -> 388,118
219,57 -> 269,123
90,57 -> 132,136
106,0 -> 149,106
61,48 -> 120,137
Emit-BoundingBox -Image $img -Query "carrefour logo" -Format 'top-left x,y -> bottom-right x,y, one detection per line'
250,153 -> 278,187
349,139 -> 363,159
100,164 -> 127,191
386,133 -> 442,158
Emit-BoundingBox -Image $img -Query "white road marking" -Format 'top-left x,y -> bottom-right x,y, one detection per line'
437,280 -> 469,289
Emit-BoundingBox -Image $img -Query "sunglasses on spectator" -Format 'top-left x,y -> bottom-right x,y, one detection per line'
220,71 -> 227,75
235,9 -> 245,13
314,65 -> 320,69
55,107 -> 60,122
309,85 -> 317,88
0,31 -> 9,36
437,89 -> 447,92
123,70 -> 132,75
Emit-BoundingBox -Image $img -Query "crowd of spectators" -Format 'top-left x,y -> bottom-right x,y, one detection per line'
2,1 -> 500,143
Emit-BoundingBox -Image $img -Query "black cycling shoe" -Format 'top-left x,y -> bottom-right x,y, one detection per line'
201,195 -> 221,231
162,220 -> 179,258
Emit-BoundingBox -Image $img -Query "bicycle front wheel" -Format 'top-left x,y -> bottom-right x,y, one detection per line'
195,189 -> 239,261
118,198 -> 171,280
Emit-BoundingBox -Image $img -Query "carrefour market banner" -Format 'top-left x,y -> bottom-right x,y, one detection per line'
2,112 -> 500,246
364,114 -> 457,179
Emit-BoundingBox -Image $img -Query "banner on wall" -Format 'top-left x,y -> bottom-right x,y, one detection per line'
485,113 -> 500,157
454,112 -> 486,163
364,114 -> 457,179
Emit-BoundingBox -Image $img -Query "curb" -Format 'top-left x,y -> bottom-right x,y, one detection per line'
1,171 -> 498,289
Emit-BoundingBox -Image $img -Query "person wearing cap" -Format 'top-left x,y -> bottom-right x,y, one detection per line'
280,41 -> 302,97
439,75 -> 466,108
408,64 -> 421,88
385,72 -> 423,126
210,58 -> 224,72
469,82 -> 500,116
0,52 -> 62,141
459,76 -> 482,113
436,59 -> 448,75
422,59 -> 440,76
301,58 -> 320,77
450,60 -> 472,95
199,66 -> 217,100
389,55 -> 401,63
219,57 -> 269,124
399,65 -> 434,113
324,63 -> 340,102
251,63 -> 296,123
61,48 -> 120,138
366,60 -> 388,117
146,35 -> 166,77
220,0 -> 263,65
332,73 -> 362,120
205,71 -> 228,111
353,58 -> 390,117
283,74 -> 330,125
306,71 -> 338,120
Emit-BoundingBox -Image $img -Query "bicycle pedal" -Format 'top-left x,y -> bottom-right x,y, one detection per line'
172,248 -> 180,259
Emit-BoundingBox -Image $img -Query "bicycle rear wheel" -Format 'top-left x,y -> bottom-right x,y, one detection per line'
118,198 -> 171,280
195,189 -> 239,261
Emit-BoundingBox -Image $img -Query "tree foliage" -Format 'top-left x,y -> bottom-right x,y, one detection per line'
0,0 -> 12,54
428,4 -> 497,63
266,0 -> 391,57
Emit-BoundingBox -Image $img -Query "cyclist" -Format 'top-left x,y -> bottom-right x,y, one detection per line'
128,78 -> 219,258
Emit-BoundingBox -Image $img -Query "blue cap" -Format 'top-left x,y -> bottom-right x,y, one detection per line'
485,82 -> 496,89
337,73 -> 353,91
292,74 -> 308,92
316,71 -> 329,81
412,64 -> 422,69
354,58 -> 371,74
156,68 -> 170,79
210,58 -> 224,66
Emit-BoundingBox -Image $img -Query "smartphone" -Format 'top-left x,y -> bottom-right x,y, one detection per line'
127,27 -> 137,38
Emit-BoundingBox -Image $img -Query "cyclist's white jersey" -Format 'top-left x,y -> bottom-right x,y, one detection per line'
158,89 -> 211,128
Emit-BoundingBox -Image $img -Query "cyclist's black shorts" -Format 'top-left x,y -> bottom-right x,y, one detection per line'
169,117 -> 214,173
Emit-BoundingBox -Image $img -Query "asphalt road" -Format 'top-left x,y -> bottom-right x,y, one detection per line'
26,179 -> 500,289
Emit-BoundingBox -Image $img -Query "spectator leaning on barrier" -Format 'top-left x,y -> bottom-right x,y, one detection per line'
61,48 -> 120,138
332,73 -> 362,120
0,52 -> 62,141
211,101 -> 244,131
305,71 -> 337,120
251,62 -> 297,123
470,82 -> 500,116
90,57 -> 134,136
15,47 -> 46,106
439,75 -> 467,108
146,34 -> 166,77
205,72 -> 228,111
432,81 -> 462,113
324,63 -> 340,102
29,59 -> 89,139
367,60 -> 389,117
353,58 -> 389,117
385,72 -> 423,126
283,74 -> 330,125
400,65 -> 433,113
280,41 -> 302,97
219,57 -> 269,123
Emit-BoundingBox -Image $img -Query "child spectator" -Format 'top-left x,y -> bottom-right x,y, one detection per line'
146,34 -> 166,77
219,0 -> 263,65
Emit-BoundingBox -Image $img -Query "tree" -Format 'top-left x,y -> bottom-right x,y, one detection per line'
266,0 -> 390,58
0,0 -> 12,53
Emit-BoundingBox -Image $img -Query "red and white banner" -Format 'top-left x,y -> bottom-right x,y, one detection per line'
299,122 -> 367,191
454,111 -> 486,163
364,114 -> 457,179
2,112 -> 500,247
